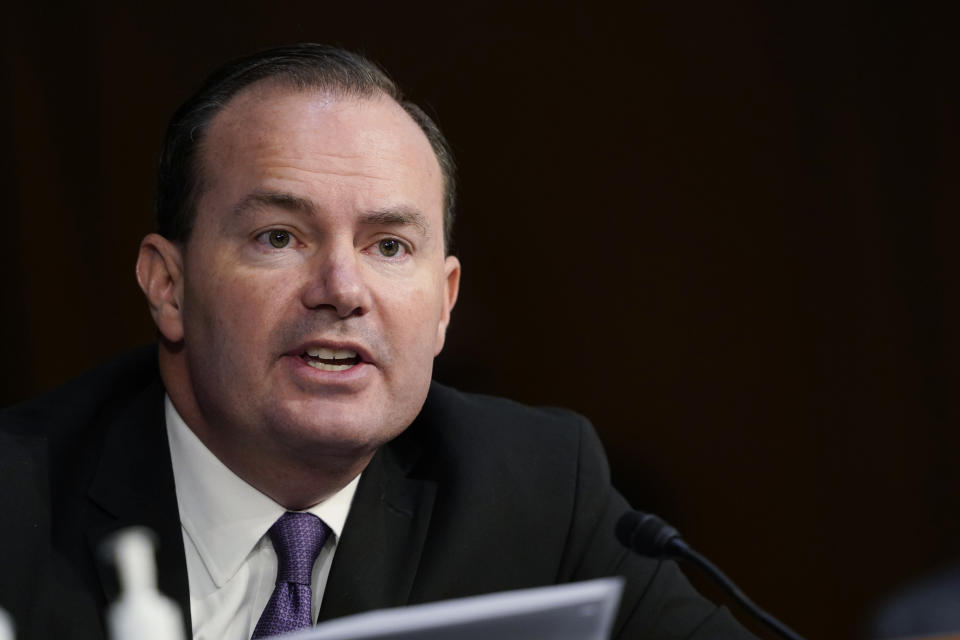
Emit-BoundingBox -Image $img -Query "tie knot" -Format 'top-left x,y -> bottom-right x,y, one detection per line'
268,512 -> 330,585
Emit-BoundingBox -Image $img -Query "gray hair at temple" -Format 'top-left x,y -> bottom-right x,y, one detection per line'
154,44 -> 457,253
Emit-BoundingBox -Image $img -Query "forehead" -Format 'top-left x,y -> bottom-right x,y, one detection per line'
197,82 -> 444,219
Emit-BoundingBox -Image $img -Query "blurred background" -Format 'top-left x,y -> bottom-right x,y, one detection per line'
2,2 -> 957,638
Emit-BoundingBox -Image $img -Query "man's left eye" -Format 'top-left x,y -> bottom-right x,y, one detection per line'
377,238 -> 406,257
267,230 -> 291,248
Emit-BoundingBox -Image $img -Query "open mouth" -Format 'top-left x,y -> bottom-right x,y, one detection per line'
301,347 -> 362,372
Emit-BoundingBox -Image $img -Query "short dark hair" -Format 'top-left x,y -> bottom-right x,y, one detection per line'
155,44 -> 456,251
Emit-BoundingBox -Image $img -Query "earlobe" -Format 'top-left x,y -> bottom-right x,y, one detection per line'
434,255 -> 462,355
136,233 -> 185,343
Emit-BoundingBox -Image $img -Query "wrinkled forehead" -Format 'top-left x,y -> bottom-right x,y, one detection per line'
196,81 -> 445,217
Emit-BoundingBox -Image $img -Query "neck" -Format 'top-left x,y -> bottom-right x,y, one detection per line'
232,447 -> 372,510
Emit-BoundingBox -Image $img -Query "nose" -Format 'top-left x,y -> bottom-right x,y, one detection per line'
301,244 -> 371,318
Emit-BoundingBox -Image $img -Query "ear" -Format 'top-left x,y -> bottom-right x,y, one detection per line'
434,255 -> 461,355
136,233 -> 186,343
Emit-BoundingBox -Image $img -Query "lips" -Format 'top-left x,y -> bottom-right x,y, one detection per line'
301,345 -> 364,372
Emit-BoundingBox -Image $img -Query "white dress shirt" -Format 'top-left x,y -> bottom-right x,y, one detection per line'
165,396 -> 360,640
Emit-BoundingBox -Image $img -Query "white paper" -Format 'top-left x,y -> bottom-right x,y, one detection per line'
279,577 -> 624,640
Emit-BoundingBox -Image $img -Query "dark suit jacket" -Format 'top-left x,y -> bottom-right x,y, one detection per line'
0,347 -> 754,639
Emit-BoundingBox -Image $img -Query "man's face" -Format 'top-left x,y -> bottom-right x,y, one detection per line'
162,84 -> 459,464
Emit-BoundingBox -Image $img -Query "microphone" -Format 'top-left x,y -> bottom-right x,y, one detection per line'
616,511 -> 805,640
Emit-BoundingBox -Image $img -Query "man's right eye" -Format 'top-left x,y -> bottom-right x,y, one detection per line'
260,229 -> 291,248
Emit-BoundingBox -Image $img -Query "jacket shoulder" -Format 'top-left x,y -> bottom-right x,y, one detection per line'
405,381 -> 610,522
420,381 -> 592,442
0,345 -> 161,440
412,381 -> 603,474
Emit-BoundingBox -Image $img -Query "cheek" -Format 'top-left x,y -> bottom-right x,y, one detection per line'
186,267 -> 290,352
384,283 -> 443,349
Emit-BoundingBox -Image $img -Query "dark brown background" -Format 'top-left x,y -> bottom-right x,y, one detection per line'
3,2 -> 958,638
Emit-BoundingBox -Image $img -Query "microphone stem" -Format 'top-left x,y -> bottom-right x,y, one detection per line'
676,544 -> 805,640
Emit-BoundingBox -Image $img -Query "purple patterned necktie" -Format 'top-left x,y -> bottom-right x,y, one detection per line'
251,512 -> 330,639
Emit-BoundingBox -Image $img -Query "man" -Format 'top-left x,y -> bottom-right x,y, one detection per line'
0,45 -> 756,639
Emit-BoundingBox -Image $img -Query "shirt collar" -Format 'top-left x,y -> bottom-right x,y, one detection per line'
165,395 -> 359,588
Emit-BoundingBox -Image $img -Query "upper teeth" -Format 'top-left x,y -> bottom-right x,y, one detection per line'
306,347 -> 358,360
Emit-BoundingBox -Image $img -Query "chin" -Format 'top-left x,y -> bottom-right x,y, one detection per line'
267,404 -> 406,457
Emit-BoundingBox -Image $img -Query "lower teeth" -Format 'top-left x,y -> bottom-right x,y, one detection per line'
306,360 -> 353,372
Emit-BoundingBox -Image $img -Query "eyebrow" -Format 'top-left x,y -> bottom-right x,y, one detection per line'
232,191 -> 316,218
232,191 -> 431,238
359,208 -> 430,238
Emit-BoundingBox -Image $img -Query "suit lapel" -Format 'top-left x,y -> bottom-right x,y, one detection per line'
79,356 -> 438,630
83,377 -> 192,636
317,423 -> 437,622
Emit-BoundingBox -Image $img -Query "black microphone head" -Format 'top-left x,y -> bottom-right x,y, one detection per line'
616,510 -> 686,558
